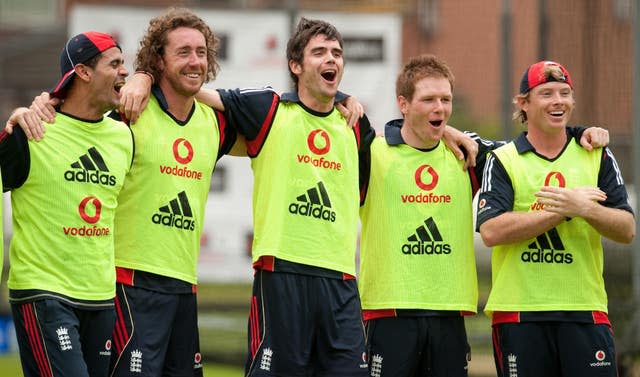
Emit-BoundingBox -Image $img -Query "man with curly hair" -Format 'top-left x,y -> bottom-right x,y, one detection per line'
103,8 -> 238,377
25,8 -> 235,376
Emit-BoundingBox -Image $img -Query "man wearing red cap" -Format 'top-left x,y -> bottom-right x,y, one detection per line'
476,60 -> 635,376
22,10 -> 236,376
1,32 -> 133,377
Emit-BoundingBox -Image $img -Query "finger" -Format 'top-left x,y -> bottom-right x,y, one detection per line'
348,110 -> 358,128
445,138 -> 464,162
580,136 -> 594,151
356,103 -> 364,119
4,122 -> 14,134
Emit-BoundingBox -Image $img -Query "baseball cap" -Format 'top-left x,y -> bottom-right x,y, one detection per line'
519,60 -> 573,94
50,31 -> 121,99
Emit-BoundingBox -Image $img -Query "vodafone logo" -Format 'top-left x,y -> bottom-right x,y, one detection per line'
78,196 -> 102,224
415,165 -> 439,191
595,350 -> 606,361
105,340 -> 112,351
195,352 -> 202,363
173,138 -> 194,164
544,171 -> 566,187
307,129 -> 331,155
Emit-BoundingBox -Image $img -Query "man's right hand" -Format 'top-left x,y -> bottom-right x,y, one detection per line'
118,72 -> 153,124
5,107 -> 42,140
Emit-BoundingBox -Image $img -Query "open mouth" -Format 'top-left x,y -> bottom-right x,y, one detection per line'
549,111 -> 564,117
321,69 -> 336,82
114,82 -> 125,93
429,120 -> 443,127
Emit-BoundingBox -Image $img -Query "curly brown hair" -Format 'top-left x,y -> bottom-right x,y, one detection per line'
135,7 -> 219,84
286,17 -> 343,88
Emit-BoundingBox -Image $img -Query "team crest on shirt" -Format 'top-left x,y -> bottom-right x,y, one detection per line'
259,348 -> 273,371
370,354 -> 383,377
56,327 -> 72,351
130,349 -> 143,373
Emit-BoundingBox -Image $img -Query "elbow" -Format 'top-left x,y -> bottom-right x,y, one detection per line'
479,226 -> 499,247
619,227 -> 635,244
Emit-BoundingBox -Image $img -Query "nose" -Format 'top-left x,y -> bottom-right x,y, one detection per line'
120,65 -> 129,78
433,99 -> 444,112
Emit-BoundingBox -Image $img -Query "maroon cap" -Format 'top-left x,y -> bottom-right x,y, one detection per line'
519,61 -> 573,94
50,31 -> 121,99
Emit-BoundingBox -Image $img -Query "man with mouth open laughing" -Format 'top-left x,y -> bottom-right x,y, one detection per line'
0,32 -> 133,377
21,8 -> 236,376
477,61 -> 634,377
214,18 -> 377,377
357,55 -> 611,377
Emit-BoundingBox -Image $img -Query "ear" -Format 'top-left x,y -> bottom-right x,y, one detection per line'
516,96 -> 528,113
397,95 -> 409,116
289,59 -> 302,76
74,64 -> 92,83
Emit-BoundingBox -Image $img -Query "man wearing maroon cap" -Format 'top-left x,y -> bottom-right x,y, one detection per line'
476,60 -> 635,376
1,32 -> 133,377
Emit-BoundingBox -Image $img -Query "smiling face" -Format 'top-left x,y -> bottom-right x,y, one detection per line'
290,34 -> 344,112
399,76 -> 453,149
87,47 -> 128,113
519,81 -> 574,134
158,27 -> 208,98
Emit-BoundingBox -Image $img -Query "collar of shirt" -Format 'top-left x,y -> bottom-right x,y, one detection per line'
513,128 -> 573,154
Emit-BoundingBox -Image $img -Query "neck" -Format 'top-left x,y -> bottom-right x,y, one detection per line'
158,81 -> 196,121
296,85 -> 334,113
526,126 -> 567,158
61,90 -> 106,121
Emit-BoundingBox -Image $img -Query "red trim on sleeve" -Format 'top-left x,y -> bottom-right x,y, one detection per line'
362,309 -> 397,321
253,255 -> 276,271
469,168 -> 480,196
353,120 -> 361,149
246,95 -> 279,157
216,110 -> 227,150
0,129 -> 8,143
491,311 -> 521,325
115,267 -> 135,285
342,272 -> 356,280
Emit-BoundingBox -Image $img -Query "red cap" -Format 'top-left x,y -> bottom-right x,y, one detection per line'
519,61 -> 573,94
50,32 -> 121,99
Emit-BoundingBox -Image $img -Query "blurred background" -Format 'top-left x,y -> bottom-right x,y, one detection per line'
1,0 -> 639,376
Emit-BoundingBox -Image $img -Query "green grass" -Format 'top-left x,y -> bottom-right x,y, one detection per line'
0,353 -> 244,376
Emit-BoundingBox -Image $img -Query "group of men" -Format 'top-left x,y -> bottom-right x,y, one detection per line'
1,5 -> 633,377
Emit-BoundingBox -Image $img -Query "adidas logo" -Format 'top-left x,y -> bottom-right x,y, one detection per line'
521,228 -> 573,264
151,191 -> 196,231
402,217 -> 451,255
288,181 -> 336,222
64,147 -> 116,186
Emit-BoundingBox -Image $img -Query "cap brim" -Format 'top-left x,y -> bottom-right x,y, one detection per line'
50,68 -> 76,99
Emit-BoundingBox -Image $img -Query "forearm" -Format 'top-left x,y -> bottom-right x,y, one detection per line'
583,206 -> 635,244
195,88 -> 224,110
479,210 -> 565,247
